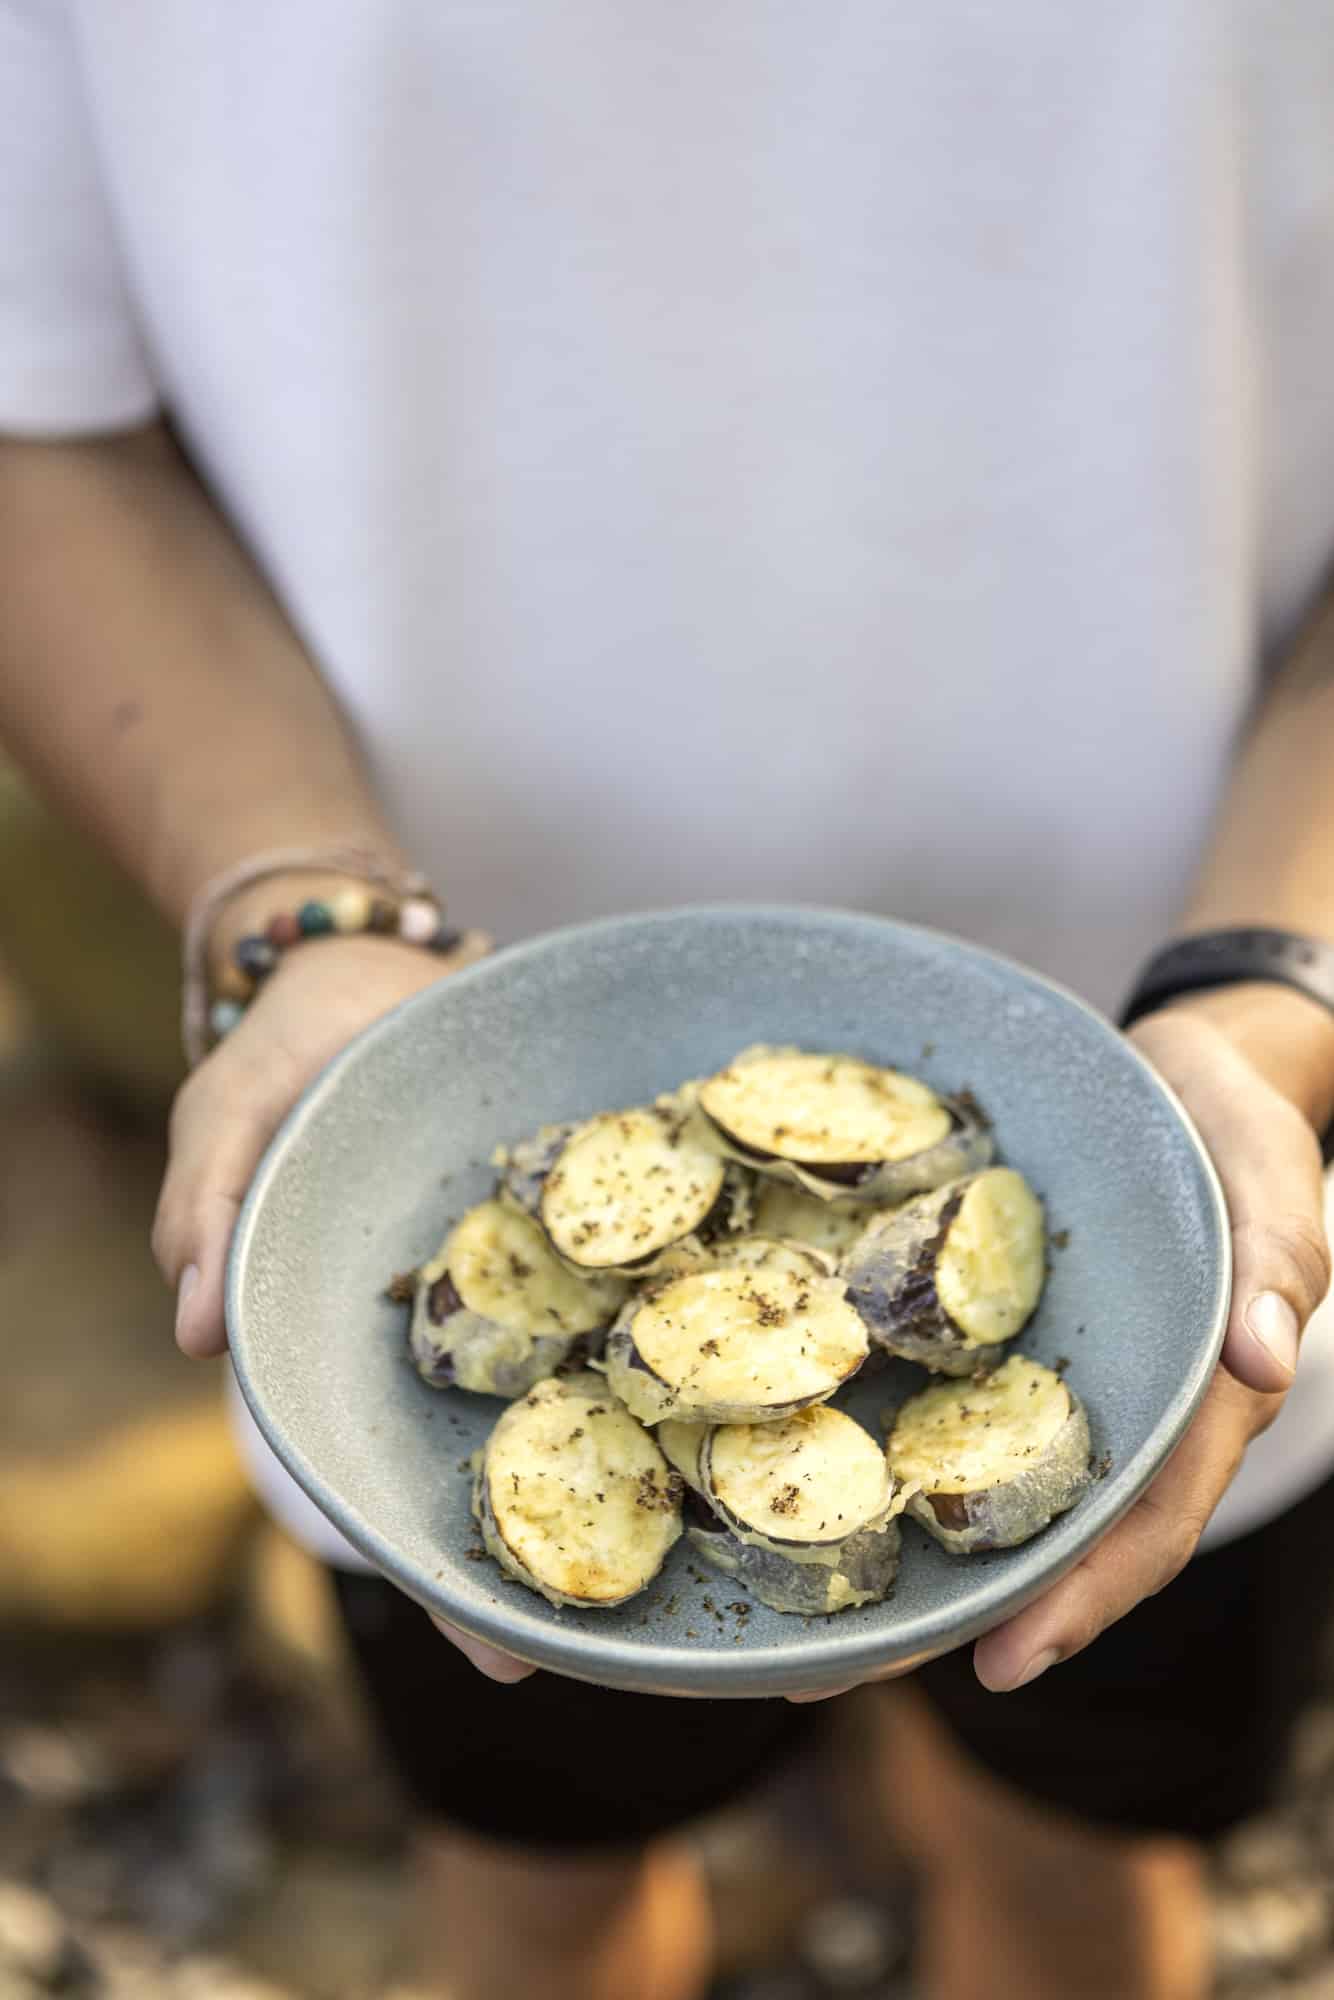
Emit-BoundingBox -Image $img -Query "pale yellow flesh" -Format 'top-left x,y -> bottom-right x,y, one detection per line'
657,1418 -> 708,1491
700,1047 -> 951,1165
887,1355 -> 1070,1491
699,1235 -> 833,1278
485,1375 -> 680,1603
540,1108 -> 726,1267
440,1199 -> 629,1336
645,1233 -> 829,1283
708,1406 -> 891,1543
935,1169 -> 1045,1346
630,1265 -> 868,1409
751,1182 -> 883,1258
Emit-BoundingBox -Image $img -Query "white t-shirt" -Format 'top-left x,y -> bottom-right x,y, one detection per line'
5,0 -> 1334,1563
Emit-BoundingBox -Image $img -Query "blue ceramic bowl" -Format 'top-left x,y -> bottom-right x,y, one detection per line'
228,906 -> 1229,1697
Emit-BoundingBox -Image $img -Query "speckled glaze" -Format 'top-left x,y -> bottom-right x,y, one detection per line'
227,906 -> 1230,1698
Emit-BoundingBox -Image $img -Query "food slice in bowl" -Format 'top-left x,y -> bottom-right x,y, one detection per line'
667,1233 -> 836,1279
656,1417 -> 710,1491
409,1198 -> 629,1396
472,1372 -> 683,1607
689,1406 -> 903,1614
886,1353 -> 1091,1554
750,1179 -> 888,1258
697,1046 -> 993,1202
841,1167 -> 1045,1375
498,1096 -> 734,1271
605,1254 -> 869,1426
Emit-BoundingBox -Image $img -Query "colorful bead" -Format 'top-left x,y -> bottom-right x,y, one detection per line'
209,998 -> 245,1039
214,959 -> 252,1002
399,896 -> 439,944
206,876 -> 454,1057
234,933 -> 277,980
330,884 -> 373,933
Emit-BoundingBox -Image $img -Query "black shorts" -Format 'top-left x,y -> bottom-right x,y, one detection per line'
332,1467 -> 1334,1850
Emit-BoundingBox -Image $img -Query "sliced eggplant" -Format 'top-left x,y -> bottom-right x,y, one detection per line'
472,1372 -> 683,1607
697,1046 -> 993,1203
842,1168 -> 1045,1375
645,1231 -> 834,1286
886,1354 -> 1091,1554
605,1257 -> 869,1426
751,1179 -> 893,1259
499,1097 -> 730,1271
410,1199 -> 629,1396
689,1406 -> 902,1614
656,1418 -> 710,1493
495,1122 -> 575,1218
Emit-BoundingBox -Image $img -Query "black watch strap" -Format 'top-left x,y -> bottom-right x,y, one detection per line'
1118,926 -> 1334,1032
1121,926 -> 1334,1165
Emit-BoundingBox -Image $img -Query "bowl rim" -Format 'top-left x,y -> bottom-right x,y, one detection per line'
227,903 -> 1231,1694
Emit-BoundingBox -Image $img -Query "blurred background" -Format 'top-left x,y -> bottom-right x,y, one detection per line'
5,759 -> 1334,2000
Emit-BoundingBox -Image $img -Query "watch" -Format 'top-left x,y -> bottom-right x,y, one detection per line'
1119,926 -> 1334,1031
1120,925 -> 1334,1159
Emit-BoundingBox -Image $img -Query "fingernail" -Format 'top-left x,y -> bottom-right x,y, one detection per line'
175,1264 -> 199,1345
1004,1646 -> 1060,1692
1245,1291 -> 1299,1377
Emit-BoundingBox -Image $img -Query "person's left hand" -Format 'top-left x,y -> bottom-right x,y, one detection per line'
788,982 -> 1334,1704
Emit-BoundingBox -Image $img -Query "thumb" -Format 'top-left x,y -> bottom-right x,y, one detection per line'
1132,1014 -> 1331,1398
1205,1087 -> 1329,1396
1225,1202 -> 1331,1394
151,1063 -> 289,1358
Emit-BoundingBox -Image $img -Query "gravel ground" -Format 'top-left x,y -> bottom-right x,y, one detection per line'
3,1611 -> 1334,2000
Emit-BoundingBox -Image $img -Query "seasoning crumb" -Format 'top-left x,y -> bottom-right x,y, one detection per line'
386,1270 -> 417,1304
1051,1228 -> 1071,1251
770,1483 -> 802,1517
636,1469 -> 684,1511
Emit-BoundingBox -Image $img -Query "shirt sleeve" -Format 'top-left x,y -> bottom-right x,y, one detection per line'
0,0 -> 159,433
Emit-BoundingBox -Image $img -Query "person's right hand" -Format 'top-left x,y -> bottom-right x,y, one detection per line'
151,926 -> 536,1685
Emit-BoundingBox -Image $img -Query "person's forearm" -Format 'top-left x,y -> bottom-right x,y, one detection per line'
1170,570 -> 1334,1128
0,421 -> 408,929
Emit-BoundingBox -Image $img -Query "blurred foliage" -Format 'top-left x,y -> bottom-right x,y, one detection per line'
0,759 -> 182,1104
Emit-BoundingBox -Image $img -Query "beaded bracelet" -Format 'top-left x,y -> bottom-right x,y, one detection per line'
181,844 -> 462,1065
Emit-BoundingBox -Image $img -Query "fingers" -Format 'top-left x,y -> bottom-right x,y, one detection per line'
152,1063 -> 290,1357
972,1367 -> 1260,1691
785,1659 -> 920,1702
426,1614 -> 537,1683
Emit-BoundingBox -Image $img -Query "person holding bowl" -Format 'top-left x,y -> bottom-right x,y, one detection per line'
3,6 -> 1334,1995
